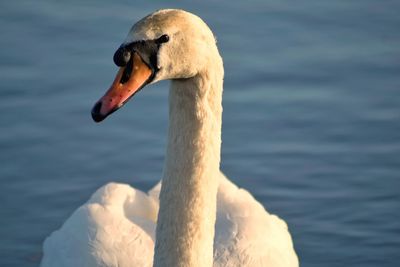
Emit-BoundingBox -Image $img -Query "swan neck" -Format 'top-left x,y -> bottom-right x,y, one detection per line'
154,66 -> 223,267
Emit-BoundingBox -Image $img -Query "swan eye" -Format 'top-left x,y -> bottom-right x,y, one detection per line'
113,47 -> 131,67
156,34 -> 169,44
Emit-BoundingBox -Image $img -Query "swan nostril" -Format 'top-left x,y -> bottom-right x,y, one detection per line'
120,56 -> 133,84
91,101 -> 104,123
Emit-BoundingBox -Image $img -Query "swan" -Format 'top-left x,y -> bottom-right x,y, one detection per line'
41,9 -> 299,267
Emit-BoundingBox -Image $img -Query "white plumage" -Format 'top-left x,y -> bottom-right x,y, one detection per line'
41,9 -> 298,267
42,174 -> 297,267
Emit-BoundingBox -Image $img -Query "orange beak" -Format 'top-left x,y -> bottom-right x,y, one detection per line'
91,52 -> 152,122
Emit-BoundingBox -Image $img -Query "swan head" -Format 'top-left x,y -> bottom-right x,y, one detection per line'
91,9 -> 221,122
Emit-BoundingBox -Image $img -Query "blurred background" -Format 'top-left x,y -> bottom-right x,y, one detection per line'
1,0 -> 399,266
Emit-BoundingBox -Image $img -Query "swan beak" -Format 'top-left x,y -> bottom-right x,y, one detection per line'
91,52 -> 152,122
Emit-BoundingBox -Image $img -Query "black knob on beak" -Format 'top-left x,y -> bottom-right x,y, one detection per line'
113,46 -> 131,67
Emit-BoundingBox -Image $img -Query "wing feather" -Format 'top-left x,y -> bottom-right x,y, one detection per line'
213,173 -> 298,267
42,176 -> 298,267
41,183 -> 156,267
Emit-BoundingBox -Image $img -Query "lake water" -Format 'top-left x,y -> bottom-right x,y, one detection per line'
1,1 -> 399,266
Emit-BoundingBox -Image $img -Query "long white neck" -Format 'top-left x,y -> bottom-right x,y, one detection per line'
153,61 -> 224,267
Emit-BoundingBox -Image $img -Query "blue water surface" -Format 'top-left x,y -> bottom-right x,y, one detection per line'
1,1 -> 399,266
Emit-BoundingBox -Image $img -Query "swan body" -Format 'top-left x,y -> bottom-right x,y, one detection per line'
41,9 -> 298,267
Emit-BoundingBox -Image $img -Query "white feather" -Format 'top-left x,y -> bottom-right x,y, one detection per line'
42,173 -> 297,267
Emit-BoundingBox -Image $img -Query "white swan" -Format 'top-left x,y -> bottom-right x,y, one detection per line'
41,9 -> 299,267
